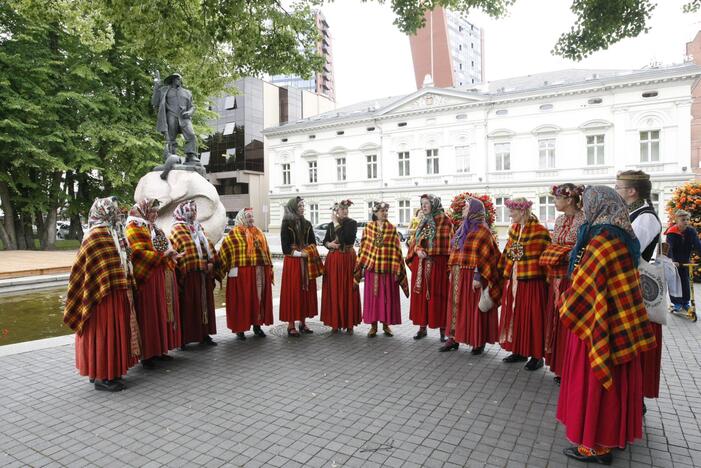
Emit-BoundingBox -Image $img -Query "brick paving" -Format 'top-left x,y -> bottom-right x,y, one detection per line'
1,285 -> 701,467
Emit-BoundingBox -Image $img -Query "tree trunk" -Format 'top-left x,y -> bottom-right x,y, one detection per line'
20,212 -> 35,249
0,181 -> 18,249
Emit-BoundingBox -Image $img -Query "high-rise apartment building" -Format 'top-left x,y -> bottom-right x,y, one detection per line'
408,7 -> 484,89
269,11 -> 335,101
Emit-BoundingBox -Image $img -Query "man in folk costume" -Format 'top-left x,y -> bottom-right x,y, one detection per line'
557,185 -> 656,465
64,197 -> 141,392
217,208 -> 273,339
280,197 -> 323,337
354,202 -> 409,337
125,199 -> 181,368
407,194 -> 454,341
170,200 -> 218,348
498,198 -> 551,371
615,170 -> 663,412
539,184 -> 585,384
442,197 -> 503,354
321,200 -> 361,334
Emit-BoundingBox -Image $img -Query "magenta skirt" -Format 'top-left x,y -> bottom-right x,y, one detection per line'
362,271 -> 402,325
557,330 -> 644,449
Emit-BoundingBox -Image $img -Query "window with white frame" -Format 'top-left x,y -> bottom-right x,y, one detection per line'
366,154 -> 378,179
640,130 -> 660,162
282,163 -> 291,185
398,151 -> 410,176
455,145 -> 470,173
309,203 -> 319,225
336,157 -> 346,181
308,161 -> 317,183
538,138 -> 556,169
398,200 -> 411,225
495,143 -> 511,171
426,148 -> 439,174
539,195 -> 556,226
586,135 -> 605,166
651,192 -> 661,213
495,196 -> 509,223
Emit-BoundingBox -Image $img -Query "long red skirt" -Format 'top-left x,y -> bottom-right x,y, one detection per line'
280,256 -> 318,322
409,255 -> 449,329
362,271 -> 402,325
557,330 -> 644,449
135,265 -> 170,360
640,322 -> 663,398
544,277 -> 571,377
446,268 -> 499,347
225,265 -> 274,333
165,269 -> 182,350
75,289 -> 136,381
179,270 -> 217,345
321,250 -> 361,329
499,278 -> 547,359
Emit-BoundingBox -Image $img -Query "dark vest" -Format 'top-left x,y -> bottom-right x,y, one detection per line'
630,205 -> 660,262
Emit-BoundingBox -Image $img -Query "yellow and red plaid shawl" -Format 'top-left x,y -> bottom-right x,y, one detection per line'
64,227 -> 129,333
125,222 -> 166,284
560,230 -> 656,390
498,219 -> 550,280
217,226 -> 273,280
407,212 -> 454,261
170,223 -> 207,273
355,221 -> 408,295
448,225 -> 503,303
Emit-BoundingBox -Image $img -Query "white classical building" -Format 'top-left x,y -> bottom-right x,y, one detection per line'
263,63 -> 701,233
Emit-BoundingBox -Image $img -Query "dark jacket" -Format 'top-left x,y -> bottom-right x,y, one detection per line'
666,225 -> 701,263
323,218 -> 358,249
281,218 -> 315,255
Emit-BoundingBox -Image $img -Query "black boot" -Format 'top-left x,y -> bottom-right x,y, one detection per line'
236,332 -> 246,340
502,353 -> 527,363
439,328 -> 446,343
299,323 -> 313,334
202,335 -> 218,346
95,379 -> 125,392
253,325 -> 266,337
413,328 -> 427,340
471,346 -> 484,355
524,357 -> 544,371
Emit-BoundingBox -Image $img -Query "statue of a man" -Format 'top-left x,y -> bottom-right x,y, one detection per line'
152,72 -> 199,163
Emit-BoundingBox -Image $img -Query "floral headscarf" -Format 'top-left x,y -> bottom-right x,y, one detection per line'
173,200 -> 212,259
127,198 -> 159,226
415,194 -> 444,249
452,197 -> 487,250
88,197 -> 120,230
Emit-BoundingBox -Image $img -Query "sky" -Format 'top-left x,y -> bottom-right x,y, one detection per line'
321,0 -> 701,107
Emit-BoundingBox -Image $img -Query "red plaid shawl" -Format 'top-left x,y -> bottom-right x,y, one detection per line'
302,244 -> 324,280
125,222 -> 166,284
498,219 -> 550,280
64,227 -> 129,333
560,229 -> 657,390
355,221 -> 409,295
448,225 -> 503,303
539,212 -> 584,278
170,223 -> 207,273
407,212 -> 454,261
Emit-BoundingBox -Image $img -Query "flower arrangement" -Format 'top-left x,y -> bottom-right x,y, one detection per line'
667,182 -> 701,281
446,192 -> 497,227
504,198 -> 533,212
550,184 -> 584,198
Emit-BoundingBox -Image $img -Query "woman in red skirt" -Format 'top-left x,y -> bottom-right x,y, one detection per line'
558,185 -> 656,464
217,208 -> 273,340
280,197 -> 323,336
152,225 -> 183,352
126,199 -> 180,368
321,199 -> 361,334
443,197 -> 502,354
408,194 -> 454,341
64,197 -> 140,392
170,200 -> 218,348
539,184 -> 585,383
498,198 -> 550,371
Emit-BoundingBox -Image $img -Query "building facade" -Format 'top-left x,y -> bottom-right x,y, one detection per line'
408,7 -> 484,89
263,64 -> 701,233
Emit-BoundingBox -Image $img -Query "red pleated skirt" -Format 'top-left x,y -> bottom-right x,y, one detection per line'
225,265 -> 274,333
179,270 -> 217,345
557,330 -> 644,449
165,270 -> 182,350
321,250 -> 361,329
362,271 -> 402,325
409,255 -> 450,329
75,289 -> 136,381
640,322 -> 663,398
544,277 -> 571,377
446,268 -> 499,347
280,256 -> 318,322
499,278 -> 547,358
135,265 -> 170,360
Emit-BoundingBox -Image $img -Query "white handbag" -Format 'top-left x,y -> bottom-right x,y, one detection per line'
639,243 -> 668,325
478,287 -> 494,313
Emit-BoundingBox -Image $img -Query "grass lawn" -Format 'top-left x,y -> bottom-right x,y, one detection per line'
0,239 -> 80,251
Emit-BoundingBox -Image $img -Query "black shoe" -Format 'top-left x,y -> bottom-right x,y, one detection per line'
236,332 -> 246,340
253,326 -> 266,337
563,446 -> 612,465
95,380 -> 124,392
299,323 -> 313,334
502,353 -> 527,363
157,354 -> 173,361
413,329 -> 427,340
202,335 -> 218,346
439,341 -> 459,352
439,329 -> 447,343
471,346 -> 484,355
89,378 -> 95,383
554,376 -> 561,385
180,344 -> 188,351
525,358 -> 544,371
141,358 -> 157,369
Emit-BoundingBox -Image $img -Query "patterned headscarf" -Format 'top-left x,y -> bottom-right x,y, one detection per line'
415,194 -> 444,249
452,197 -> 487,250
127,199 -> 159,226
88,197 -> 119,230
172,200 -> 212,259
569,185 -> 640,273
283,197 -> 306,245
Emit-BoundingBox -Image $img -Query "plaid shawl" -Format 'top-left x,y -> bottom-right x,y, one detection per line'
560,229 -> 656,390
170,223 -> 207,273
407,212 -> 454,261
125,222 -> 166,284
303,244 -> 324,280
355,220 -> 408,295
448,224 -> 503,303
64,226 -> 129,333
499,218 -> 550,280
217,226 -> 272,279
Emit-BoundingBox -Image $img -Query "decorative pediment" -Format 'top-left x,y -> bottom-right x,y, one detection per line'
578,119 -> 612,131
487,129 -> 515,139
531,124 -> 562,136
379,89 -> 482,116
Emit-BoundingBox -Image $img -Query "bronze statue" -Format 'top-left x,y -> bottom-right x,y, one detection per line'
152,71 -> 199,164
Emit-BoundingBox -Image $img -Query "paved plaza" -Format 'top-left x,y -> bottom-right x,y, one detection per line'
1,286 -> 701,468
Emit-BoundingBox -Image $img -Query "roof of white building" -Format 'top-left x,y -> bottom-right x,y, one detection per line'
264,62 -> 701,135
